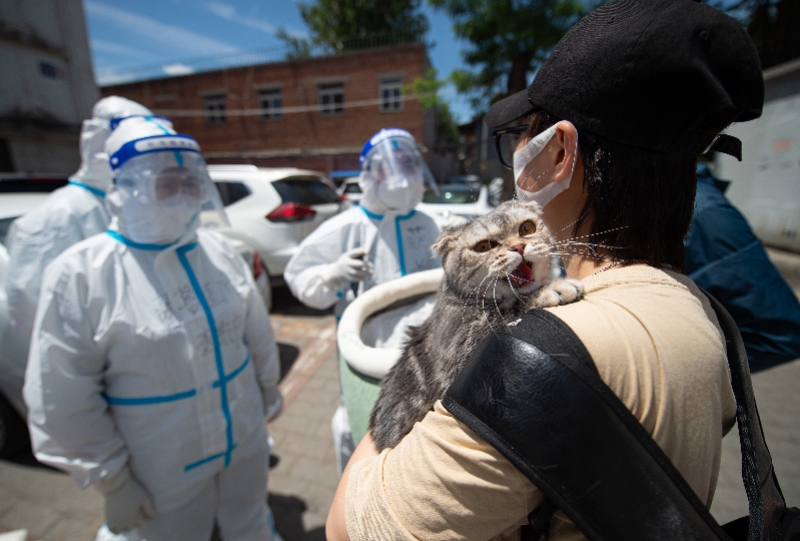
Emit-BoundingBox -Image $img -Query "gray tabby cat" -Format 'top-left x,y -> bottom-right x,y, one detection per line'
369,200 -> 584,451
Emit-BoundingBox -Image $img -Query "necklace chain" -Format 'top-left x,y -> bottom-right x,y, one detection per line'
591,259 -> 679,276
592,261 -> 622,275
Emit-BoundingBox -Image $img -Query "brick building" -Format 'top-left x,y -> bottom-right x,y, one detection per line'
101,43 -> 437,176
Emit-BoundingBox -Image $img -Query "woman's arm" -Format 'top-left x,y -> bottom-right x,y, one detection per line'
327,431 -> 379,541
326,402 -> 538,541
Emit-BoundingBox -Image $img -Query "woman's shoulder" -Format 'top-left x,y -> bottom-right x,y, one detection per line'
544,264 -> 729,424
546,264 -> 719,347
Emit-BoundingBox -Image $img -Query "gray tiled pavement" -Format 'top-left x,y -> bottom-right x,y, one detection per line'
710,357 -> 800,524
709,247 -> 800,524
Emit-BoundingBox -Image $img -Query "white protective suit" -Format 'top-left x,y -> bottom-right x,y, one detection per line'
24,117 -> 282,541
283,128 -> 441,473
5,96 -> 157,336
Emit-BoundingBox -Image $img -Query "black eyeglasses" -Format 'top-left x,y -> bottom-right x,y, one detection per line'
492,125 -> 530,169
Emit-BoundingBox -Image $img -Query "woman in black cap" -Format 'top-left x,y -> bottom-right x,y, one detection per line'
327,1 -> 764,539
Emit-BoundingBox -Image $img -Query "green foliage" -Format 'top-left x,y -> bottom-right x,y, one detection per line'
701,0 -> 800,69
428,0 -> 599,112
276,28 -> 313,59
279,0 -> 429,53
406,68 -> 461,150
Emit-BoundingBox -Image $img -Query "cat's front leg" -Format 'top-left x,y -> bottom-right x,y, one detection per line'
535,278 -> 585,308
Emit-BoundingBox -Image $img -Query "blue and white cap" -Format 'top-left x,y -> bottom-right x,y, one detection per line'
93,96 -> 153,126
359,128 -> 417,166
72,97 -> 163,190
106,116 -> 199,170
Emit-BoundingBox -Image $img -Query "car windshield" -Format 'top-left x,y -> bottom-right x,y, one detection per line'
272,177 -> 340,205
423,187 -> 480,205
343,183 -> 362,194
214,181 -> 252,206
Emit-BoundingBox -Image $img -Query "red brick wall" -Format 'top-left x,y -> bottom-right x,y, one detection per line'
102,44 -> 429,175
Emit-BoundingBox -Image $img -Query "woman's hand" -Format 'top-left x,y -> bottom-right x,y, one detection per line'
326,431 -> 379,541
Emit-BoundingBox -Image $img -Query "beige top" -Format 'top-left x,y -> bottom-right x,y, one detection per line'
345,265 -> 737,541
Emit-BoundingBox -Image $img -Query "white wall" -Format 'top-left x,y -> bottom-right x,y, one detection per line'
0,0 -> 98,173
9,134 -> 80,176
716,62 -> 800,253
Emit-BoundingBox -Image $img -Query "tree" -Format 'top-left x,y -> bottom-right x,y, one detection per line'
279,0 -> 429,53
406,68 -> 462,152
744,0 -> 800,68
276,29 -> 313,59
703,0 -> 800,69
429,0 -> 593,111
427,0 -> 594,200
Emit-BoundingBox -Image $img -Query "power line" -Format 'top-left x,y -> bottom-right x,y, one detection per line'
152,90 -> 454,117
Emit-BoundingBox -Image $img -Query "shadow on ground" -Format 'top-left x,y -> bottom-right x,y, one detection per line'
270,286 -> 333,317
278,343 -> 300,382
269,493 -> 326,541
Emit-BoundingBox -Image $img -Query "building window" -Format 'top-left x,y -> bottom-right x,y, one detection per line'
318,83 -> 344,116
39,61 -> 67,80
379,78 -> 403,112
204,94 -> 226,124
258,89 -> 283,120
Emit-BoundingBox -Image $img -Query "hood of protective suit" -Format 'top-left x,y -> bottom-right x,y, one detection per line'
358,128 -> 435,215
105,116 -> 228,246
72,96 -> 156,192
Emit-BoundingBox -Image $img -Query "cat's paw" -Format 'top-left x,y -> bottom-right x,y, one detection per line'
536,278 -> 585,307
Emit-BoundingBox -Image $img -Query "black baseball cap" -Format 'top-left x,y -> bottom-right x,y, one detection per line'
485,0 -> 764,160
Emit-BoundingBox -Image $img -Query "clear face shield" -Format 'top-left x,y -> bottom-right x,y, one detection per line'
108,137 -> 228,244
360,137 -> 436,213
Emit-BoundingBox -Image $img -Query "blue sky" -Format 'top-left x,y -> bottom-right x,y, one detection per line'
83,0 -> 476,123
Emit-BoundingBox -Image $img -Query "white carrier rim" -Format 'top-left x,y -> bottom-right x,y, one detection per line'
337,267 -> 444,380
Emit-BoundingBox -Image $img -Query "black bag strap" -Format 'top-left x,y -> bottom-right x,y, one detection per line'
443,308 -> 733,541
700,291 -> 788,541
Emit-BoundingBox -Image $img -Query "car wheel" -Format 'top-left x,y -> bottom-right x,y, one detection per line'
0,392 -> 30,459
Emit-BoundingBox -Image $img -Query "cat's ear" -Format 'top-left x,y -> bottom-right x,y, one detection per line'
431,224 -> 465,257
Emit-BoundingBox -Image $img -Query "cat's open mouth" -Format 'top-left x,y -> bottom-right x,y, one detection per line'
508,260 -> 533,286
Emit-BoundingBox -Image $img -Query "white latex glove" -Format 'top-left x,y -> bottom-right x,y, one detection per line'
263,386 -> 284,422
320,247 -> 373,286
96,466 -> 154,534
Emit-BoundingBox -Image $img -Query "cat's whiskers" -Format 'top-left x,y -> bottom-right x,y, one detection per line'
462,271 -> 494,311
491,277 -> 505,319
504,272 -> 527,305
556,240 -> 630,252
554,224 -> 630,242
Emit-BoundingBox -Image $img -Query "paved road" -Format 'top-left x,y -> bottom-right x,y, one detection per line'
1,249 -> 799,539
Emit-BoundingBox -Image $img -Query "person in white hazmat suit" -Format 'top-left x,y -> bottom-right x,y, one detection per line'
5,96 -> 157,337
24,116 -> 284,541
283,127 -> 441,473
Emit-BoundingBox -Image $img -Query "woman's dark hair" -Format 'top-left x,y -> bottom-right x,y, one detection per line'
526,109 -> 739,271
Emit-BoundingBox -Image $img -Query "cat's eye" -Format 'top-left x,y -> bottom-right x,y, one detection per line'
473,240 -> 495,253
519,220 -> 537,236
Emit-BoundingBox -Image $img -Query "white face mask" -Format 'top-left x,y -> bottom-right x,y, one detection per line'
108,189 -> 201,245
513,121 -> 578,209
376,176 -> 423,214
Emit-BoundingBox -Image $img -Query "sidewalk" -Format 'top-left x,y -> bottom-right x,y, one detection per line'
710,247 -> 800,523
266,289 -> 339,541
